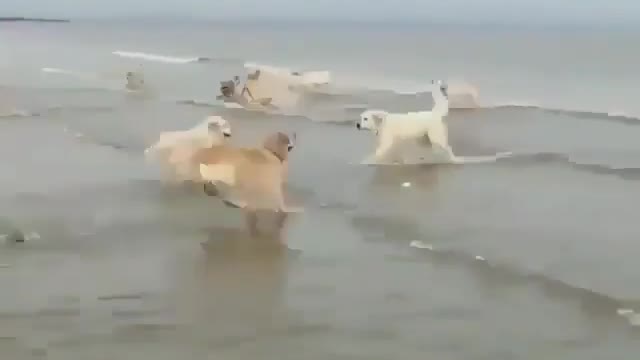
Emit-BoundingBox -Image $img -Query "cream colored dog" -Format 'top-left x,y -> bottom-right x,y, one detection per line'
356,80 -> 451,164
192,132 -> 300,237
145,115 -> 232,182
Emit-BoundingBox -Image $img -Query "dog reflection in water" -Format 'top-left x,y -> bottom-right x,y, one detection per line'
182,226 -> 300,342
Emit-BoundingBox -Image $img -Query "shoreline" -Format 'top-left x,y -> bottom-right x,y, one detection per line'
0,17 -> 70,23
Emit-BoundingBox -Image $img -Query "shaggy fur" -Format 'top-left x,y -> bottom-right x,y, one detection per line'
145,115 -> 232,182
193,132 -> 299,237
356,80 -> 450,164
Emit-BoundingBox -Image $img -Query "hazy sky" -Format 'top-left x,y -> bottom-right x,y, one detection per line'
3,0 -> 638,25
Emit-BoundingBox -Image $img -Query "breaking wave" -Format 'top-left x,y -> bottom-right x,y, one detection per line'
485,103 -> 640,124
407,240 -> 640,327
244,62 -> 331,86
499,152 -> 640,181
351,214 -> 640,328
112,50 -> 239,65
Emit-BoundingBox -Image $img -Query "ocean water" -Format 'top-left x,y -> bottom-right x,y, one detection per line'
1,20 -> 640,359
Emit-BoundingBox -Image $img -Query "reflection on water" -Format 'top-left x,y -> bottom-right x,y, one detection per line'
176,226 -> 298,348
0,223 -> 308,359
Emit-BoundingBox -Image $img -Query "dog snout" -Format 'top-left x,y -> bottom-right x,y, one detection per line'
356,122 -> 361,129
223,132 -> 232,138
287,144 -> 294,152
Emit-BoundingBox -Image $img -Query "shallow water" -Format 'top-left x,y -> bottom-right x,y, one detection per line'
1,21 -> 640,359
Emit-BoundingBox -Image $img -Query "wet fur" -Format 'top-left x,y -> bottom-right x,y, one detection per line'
145,116 -> 232,183
193,132 -> 298,238
358,110 -> 438,164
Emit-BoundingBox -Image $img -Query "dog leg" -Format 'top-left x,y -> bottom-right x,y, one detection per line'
203,182 -> 219,196
273,189 -> 292,242
381,140 -> 405,164
416,133 -> 432,148
275,184 -> 303,213
362,135 -> 392,164
273,211 -> 289,240
371,137 -> 395,163
390,149 -> 404,164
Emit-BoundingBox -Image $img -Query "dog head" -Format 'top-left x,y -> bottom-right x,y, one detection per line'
125,71 -> 145,89
205,115 -> 232,138
219,79 -> 239,98
263,132 -> 295,162
356,110 -> 387,132
432,80 -> 448,98
247,69 -> 261,81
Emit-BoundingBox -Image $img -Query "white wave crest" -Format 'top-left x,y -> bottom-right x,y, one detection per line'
358,79 -> 483,110
41,67 -> 108,82
607,110 -> 633,118
244,62 -> 331,87
409,240 -> 433,250
112,51 -> 203,64
451,152 -> 513,164
42,67 -> 75,75
42,67 -> 103,80
0,109 -> 33,118
375,151 -> 512,166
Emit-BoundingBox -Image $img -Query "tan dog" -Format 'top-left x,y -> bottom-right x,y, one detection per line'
192,132 -> 299,237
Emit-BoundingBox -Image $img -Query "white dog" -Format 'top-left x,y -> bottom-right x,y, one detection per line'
356,80 -> 452,164
145,115 -> 232,182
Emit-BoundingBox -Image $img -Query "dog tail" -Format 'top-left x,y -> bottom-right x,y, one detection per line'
199,163 -> 236,186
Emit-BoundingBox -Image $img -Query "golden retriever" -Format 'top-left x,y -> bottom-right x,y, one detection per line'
192,132 -> 300,237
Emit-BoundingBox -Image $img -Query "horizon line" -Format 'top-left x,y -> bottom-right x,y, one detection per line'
3,15 -> 639,29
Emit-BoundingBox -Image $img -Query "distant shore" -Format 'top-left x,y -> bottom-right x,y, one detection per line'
0,17 -> 70,23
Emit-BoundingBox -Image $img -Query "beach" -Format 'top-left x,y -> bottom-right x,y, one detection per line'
1,20 -> 640,359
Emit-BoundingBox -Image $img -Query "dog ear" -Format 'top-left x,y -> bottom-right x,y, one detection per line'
371,113 -> 385,127
263,132 -> 289,161
277,132 -> 291,159
207,121 -> 221,132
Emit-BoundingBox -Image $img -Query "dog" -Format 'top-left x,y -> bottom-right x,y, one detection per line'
125,70 -> 147,92
145,115 -> 232,182
192,132 -> 299,237
355,80 -> 450,164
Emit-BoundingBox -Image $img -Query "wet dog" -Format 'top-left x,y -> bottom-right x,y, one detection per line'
192,132 -> 299,237
355,81 -> 450,164
145,115 -> 232,183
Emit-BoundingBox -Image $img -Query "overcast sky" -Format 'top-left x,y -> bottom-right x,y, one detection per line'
3,0 -> 637,25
